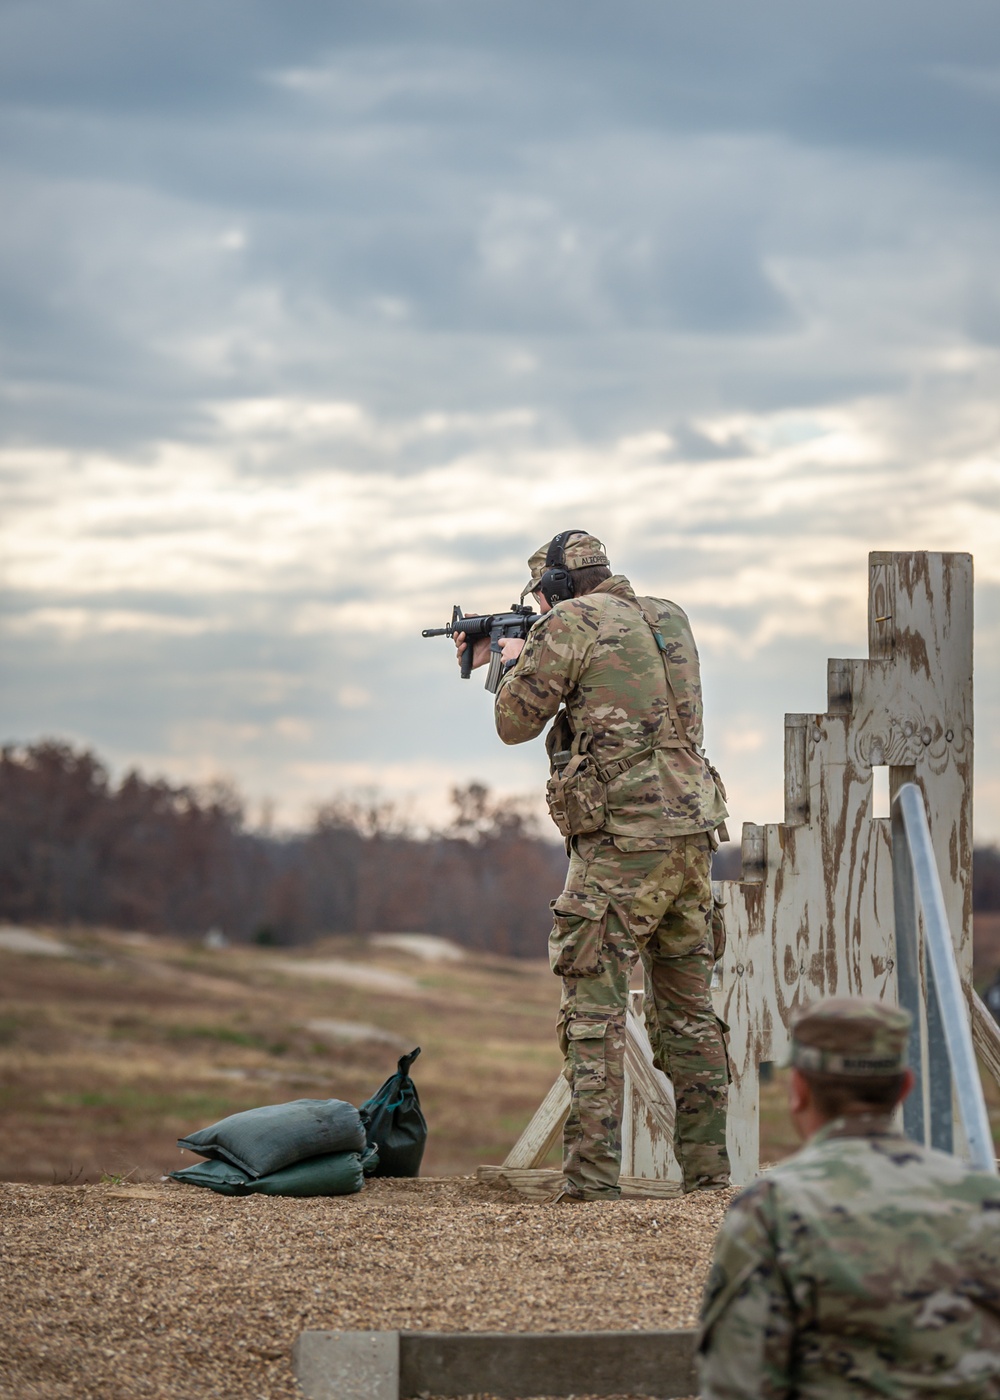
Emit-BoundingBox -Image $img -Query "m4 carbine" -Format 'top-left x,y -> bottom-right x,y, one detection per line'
422,603 -> 539,693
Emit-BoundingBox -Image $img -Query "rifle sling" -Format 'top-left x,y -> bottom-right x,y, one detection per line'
634,595 -> 693,747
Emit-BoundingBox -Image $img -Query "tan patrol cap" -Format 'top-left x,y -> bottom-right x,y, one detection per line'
524,531 -> 610,594
790,997 -> 911,1076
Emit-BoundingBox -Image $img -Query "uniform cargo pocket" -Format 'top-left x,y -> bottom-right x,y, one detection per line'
548,890 -> 611,979
565,1019 -> 609,1091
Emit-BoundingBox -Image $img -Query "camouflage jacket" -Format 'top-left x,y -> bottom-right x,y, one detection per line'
698,1115 -> 1000,1399
494,575 -> 727,845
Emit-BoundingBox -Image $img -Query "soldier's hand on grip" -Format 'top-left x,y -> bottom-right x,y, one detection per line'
453,618 -> 491,672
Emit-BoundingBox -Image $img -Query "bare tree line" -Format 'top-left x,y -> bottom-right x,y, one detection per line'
0,741 -> 566,956
4,740 -> 998,958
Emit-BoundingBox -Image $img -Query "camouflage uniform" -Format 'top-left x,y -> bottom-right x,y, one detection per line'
495,542 -> 730,1198
698,999 -> 1000,1398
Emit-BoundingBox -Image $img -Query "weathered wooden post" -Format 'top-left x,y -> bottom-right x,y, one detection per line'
717,550 -> 974,1182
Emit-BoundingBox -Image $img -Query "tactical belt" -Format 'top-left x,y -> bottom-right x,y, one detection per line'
600,737 -> 691,781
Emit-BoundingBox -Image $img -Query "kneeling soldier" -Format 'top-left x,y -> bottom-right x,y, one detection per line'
698,997 -> 1000,1398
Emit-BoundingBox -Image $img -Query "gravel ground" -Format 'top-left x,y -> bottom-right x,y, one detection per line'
0,1175 -> 735,1399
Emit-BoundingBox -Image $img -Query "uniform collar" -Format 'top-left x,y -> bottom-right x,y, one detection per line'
588,574 -> 636,603
811,1112 -> 903,1144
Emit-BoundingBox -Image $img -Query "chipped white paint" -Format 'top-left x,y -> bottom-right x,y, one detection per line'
715,551 -> 974,1183
620,991 -> 682,1187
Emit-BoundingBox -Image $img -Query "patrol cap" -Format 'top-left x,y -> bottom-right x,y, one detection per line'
790,997 -> 911,1076
524,532 -> 610,593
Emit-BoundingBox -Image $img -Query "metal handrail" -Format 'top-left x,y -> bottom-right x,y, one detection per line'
892,783 -> 996,1174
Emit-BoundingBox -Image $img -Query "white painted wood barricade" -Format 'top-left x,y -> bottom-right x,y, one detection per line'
482,551 -> 981,1195
720,550 -> 975,1183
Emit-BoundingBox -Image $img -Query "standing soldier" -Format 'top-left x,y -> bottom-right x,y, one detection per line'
458,530 -> 730,1200
698,998 -> 1000,1398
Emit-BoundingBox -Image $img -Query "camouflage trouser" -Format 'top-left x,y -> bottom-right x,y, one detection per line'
550,831 -> 730,1198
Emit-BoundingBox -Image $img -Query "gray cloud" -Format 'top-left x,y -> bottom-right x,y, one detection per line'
2,0 -> 999,835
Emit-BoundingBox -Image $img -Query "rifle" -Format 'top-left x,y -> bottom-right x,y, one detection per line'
422,603 -> 539,693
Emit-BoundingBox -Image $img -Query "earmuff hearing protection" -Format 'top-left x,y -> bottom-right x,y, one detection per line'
537,529 -> 586,606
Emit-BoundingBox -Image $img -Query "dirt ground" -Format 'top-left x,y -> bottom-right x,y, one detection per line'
3,923 -> 999,1399
0,928 -> 728,1398
0,1174 -> 731,1400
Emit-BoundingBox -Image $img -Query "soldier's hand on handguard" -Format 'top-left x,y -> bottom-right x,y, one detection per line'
453,622 -> 492,671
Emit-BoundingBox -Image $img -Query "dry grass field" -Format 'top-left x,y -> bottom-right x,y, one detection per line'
0,927 -> 571,1185
1,919 -> 998,1185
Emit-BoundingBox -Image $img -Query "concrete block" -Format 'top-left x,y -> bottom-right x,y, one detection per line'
294,1327 -> 698,1399
293,1329 -> 399,1400
400,1329 -> 697,1398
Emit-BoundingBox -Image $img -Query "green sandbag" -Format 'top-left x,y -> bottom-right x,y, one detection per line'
247,1150 -> 364,1197
176,1097 -> 365,1177
170,1157 -> 253,1195
360,1047 -> 427,1177
170,1145 -> 376,1197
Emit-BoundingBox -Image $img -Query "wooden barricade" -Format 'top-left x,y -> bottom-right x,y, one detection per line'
719,550 -> 975,1181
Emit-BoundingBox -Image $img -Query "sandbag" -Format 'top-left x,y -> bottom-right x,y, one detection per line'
169,1157 -> 254,1195
359,1047 -> 427,1177
170,1145 -> 377,1197
176,1097 -> 365,1178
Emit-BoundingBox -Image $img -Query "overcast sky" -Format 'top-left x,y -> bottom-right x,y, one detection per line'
2,0 -> 999,844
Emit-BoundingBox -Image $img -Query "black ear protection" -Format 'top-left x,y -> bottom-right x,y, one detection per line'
537,529 -> 586,606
